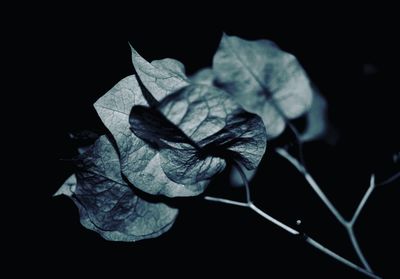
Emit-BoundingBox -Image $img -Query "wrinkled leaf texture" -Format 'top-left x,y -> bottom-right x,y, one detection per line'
56,41 -> 268,241
129,84 -> 267,185
95,46 -> 266,197
55,136 -> 178,242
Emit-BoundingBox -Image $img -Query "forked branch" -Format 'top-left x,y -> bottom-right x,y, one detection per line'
205,162 -> 380,278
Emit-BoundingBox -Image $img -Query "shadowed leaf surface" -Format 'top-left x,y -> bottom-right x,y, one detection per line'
130,84 -> 267,185
54,136 -> 178,242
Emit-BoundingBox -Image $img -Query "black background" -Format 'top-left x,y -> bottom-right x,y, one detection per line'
18,4 -> 400,278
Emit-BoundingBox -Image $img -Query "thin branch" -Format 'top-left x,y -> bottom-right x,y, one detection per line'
276,148 -> 347,225
204,196 -> 248,207
347,227 -> 373,272
350,175 -> 375,226
249,202 -> 299,235
286,121 -> 307,169
376,171 -> 400,187
275,147 -> 306,173
204,160 -> 381,278
276,147 -> 377,272
306,237 -> 379,279
204,195 -> 380,278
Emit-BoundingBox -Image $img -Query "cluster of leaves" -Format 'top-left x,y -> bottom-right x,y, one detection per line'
56,34 -> 323,242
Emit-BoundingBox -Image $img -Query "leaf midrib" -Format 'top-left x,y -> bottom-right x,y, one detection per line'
223,37 -> 288,121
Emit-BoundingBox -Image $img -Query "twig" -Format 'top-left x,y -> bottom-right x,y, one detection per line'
350,175 -> 375,226
204,196 -> 248,207
376,171 -> 400,187
305,237 -> 379,279
204,194 -> 379,278
275,148 -> 347,225
286,121 -> 307,169
249,202 -> 299,235
275,148 -> 378,273
204,163 -> 381,278
347,226 -> 372,272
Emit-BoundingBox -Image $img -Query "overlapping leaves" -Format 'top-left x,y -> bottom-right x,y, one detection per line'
94,46 -> 266,197
129,84 -> 267,185
191,34 -> 325,186
56,42 -> 267,241
56,33 -> 324,241
55,136 -> 178,241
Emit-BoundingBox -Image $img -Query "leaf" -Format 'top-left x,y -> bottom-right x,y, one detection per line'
54,174 -> 77,197
300,90 -> 328,142
229,167 -> 257,188
130,46 -> 189,100
95,46 -> 217,197
190,68 -> 215,86
213,34 -> 313,139
54,136 -> 178,242
129,84 -> 267,185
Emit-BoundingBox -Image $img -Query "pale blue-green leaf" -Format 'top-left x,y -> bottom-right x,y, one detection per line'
213,34 -> 313,139
130,46 -> 189,100
54,174 -> 77,197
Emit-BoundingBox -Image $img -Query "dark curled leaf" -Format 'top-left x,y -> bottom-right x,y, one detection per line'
130,84 -> 267,185
54,136 -> 178,242
213,34 -> 313,139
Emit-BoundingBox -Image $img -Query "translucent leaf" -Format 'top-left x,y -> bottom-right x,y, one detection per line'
229,168 -> 257,188
213,34 -> 313,139
130,84 -> 267,185
300,90 -> 328,142
54,136 -> 178,242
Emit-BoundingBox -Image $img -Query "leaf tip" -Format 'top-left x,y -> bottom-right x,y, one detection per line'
54,174 -> 77,197
128,41 -> 135,51
221,32 -> 230,41
128,43 -> 141,60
